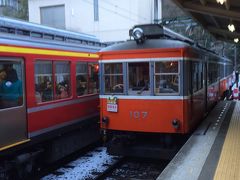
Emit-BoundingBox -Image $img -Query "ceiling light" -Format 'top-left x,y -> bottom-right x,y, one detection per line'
234,38 -> 239,43
216,0 -> 226,5
228,24 -> 235,32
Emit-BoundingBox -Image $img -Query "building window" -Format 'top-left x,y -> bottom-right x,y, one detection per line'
40,5 -> 65,29
94,0 -> 99,21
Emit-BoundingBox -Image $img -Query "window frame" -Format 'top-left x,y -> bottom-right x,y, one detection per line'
76,61 -> 99,97
34,59 -> 72,104
154,60 -> 180,96
103,62 -> 124,95
0,58 -> 25,110
127,61 -> 151,96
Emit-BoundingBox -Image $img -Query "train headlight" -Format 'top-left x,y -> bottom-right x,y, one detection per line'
132,28 -> 144,43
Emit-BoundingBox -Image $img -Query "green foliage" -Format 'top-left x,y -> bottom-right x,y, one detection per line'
1,0 -> 28,20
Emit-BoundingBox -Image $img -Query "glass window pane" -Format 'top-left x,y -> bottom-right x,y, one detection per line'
76,62 -> 88,96
88,63 -> 99,94
155,75 -> 179,94
35,61 -> 53,102
155,61 -> 178,73
55,61 -> 71,99
128,62 -> 150,95
104,63 -> 123,74
104,75 -> 123,94
0,61 -> 23,109
76,62 -> 87,74
192,62 -> 198,92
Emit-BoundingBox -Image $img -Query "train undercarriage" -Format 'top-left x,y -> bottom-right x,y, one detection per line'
105,131 -> 189,160
0,117 -> 100,179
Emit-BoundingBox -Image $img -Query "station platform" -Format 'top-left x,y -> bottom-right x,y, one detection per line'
157,100 -> 240,180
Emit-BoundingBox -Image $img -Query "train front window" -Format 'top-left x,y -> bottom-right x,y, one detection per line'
104,63 -> 123,94
155,61 -> 179,94
128,62 -> 150,95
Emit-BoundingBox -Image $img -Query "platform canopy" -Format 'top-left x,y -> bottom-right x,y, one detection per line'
172,0 -> 240,43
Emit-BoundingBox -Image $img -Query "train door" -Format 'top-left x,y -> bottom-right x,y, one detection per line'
0,59 -> 28,150
204,61 -> 208,113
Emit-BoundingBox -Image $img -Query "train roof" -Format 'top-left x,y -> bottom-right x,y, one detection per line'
100,39 -> 232,62
0,16 -> 98,42
0,32 -> 103,53
0,16 -> 107,52
100,39 -> 191,52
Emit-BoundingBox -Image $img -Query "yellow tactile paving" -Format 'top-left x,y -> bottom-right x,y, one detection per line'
214,101 -> 240,180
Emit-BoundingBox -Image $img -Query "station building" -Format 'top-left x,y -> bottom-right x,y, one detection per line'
28,0 -> 163,42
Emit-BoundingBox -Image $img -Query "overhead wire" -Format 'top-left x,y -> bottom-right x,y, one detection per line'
100,0 -> 148,21
82,0 -> 143,23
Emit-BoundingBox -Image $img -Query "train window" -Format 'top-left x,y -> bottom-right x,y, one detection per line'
88,63 -> 99,94
128,62 -> 150,95
192,62 -> 198,92
0,61 -> 23,109
76,62 -> 88,96
55,61 -> 71,99
208,63 -> 219,85
192,62 -> 203,93
154,61 -> 179,94
35,61 -> 53,102
104,63 -> 123,94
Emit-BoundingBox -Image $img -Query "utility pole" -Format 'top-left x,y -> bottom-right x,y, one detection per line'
154,0 -> 162,24
235,46 -> 239,88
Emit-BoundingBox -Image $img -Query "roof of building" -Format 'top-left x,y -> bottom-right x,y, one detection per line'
172,0 -> 240,43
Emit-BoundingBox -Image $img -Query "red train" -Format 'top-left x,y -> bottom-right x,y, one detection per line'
99,24 -> 233,158
0,17 -> 104,178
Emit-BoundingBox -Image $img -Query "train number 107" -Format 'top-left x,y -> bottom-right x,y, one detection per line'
129,111 -> 148,119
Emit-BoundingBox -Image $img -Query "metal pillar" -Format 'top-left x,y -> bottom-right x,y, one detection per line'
154,0 -> 162,23
235,46 -> 239,88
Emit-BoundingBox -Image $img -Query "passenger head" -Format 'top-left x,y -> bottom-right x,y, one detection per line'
0,69 -> 6,81
5,64 -> 18,82
4,64 -> 13,71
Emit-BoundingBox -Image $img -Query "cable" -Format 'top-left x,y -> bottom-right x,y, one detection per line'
100,0 -> 148,21
82,0 -> 140,23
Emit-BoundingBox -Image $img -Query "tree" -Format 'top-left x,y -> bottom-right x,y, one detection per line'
1,0 -> 28,20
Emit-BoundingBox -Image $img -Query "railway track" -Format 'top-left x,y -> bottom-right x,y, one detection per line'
40,146 -> 169,180
94,157 -> 169,180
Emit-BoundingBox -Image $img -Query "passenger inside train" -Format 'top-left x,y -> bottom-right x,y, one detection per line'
0,62 -> 23,108
155,61 -> 179,94
104,63 -> 124,94
77,75 -> 87,96
128,62 -> 150,95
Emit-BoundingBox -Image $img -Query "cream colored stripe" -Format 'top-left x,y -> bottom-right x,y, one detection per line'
214,102 -> 240,180
0,45 -> 99,58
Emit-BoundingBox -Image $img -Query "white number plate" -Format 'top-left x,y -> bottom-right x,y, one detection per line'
107,104 -> 118,112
